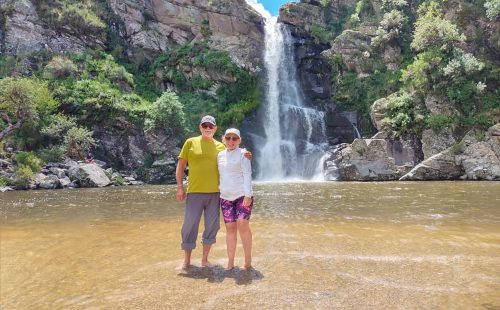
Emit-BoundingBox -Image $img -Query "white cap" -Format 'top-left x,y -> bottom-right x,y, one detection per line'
224,128 -> 241,138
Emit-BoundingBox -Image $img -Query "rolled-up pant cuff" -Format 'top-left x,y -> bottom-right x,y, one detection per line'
202,238 -> 216,245
181,242 -> 196,250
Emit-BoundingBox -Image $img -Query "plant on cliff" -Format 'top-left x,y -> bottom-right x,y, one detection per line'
33,0 -> 106,37
13,165 -> 35,189
145,91 -> 186,134
64,127 -> 95,160
384,91 -> 425,137
411,1 -> 465,52
0,77 -> 58,142
15,152 -> 43,173
484,0 -> 500,20
43,56 -> 78,80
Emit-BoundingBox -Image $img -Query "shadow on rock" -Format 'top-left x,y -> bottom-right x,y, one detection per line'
177,265 -> 264,285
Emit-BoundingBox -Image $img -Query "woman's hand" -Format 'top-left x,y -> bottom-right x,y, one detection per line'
243,196 -> 252,208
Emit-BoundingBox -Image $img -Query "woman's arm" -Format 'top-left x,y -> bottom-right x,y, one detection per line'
242,155 -> 253,207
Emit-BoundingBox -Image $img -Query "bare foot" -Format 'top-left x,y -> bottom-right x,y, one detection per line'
179,262 -> 191,271
225,263 -> 234,271
242,263 -> 252,270
201,261 -> 213,268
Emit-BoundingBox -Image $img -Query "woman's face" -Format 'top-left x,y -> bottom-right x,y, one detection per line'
224,134 -> 241,150
199,123 -> 216,139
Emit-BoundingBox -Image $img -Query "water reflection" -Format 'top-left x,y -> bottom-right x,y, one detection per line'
1,182 -> 500,309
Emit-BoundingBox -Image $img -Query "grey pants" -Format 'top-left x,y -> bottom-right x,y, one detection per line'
181,193 -> 220,250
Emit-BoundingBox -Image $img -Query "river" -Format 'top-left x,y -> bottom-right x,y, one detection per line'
1,182 -> 500,309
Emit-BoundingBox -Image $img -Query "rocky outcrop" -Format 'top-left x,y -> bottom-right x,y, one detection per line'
401,125 -> 500,181
324,138 -> 416,181
68,164 -> 111,187
279,1 -> 325,31
399,150 -> 464,181
370,96 -> 389,132
92,118 -> 180,182
1,0 -> 102,55
424,94 -> 459,117
107,0 -> 265,69
330,30 -> 372,77
421,128 -> 457,159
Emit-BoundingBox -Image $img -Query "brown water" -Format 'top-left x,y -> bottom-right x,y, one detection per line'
1,182 -> 500,309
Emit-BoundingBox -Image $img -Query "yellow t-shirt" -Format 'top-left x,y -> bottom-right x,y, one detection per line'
178,136 -> 226,193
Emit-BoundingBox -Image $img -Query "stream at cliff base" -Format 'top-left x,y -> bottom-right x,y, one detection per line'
1,182 -> 500,309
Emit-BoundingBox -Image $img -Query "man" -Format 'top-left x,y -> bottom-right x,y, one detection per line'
175,115 -> 251,269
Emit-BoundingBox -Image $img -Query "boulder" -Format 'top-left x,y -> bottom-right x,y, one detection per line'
400,150 -> 464,181
421,128 -> 457,159
68,164 -> 111,187
148,158 -> 177,184
370,97 -> 389,132
59,176 -> 72,188
38,174 -> 61,189
49,167 -> 67,179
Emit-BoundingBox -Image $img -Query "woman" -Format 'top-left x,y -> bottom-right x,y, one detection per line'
217,128 -> 253,270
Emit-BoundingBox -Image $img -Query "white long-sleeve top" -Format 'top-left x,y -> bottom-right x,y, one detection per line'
217,147 -> 253,201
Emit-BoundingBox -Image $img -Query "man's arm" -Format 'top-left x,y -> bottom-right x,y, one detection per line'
175,158 -> 187,201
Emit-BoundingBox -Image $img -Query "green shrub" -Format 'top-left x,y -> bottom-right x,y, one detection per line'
113,176 -> 125,186
39,145 -> 66,163
145,91 -> 186,133
15,152 -> 43,173
64,127 -> 96,160
0,175 -> 10,187
14,165 -> 34,189
425,114 -> 457,130
41,114 -> 78,141
485,0 -> 500,20
451,142 -> 466,155
411,1 -> 465,52
385,92 -> 425,137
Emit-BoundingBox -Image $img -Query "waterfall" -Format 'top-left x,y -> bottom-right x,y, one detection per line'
257,17 -> 328,181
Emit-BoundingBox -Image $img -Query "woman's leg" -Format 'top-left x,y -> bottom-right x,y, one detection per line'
225,222 -> 237,270
237,219 -> 252,269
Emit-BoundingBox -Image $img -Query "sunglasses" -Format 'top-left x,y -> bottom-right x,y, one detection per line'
201,123 -> 215,129
225,136 -> 240,141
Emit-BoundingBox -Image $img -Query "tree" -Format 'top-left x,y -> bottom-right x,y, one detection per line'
0,77 -> 57,141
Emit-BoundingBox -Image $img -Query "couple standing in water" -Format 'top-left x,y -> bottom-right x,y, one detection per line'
175,115 -> 254,271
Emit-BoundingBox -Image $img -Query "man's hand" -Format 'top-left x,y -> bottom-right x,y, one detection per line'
242,148 -> 253,161
243,196 -> 252,208
176,186 -> 186,202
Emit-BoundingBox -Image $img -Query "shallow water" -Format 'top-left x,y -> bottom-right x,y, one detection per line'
1,182 -> 500,309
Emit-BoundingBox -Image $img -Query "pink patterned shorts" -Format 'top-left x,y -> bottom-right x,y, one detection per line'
220,196 -> 253,223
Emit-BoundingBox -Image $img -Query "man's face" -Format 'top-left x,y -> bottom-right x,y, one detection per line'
199,122 -> 216,138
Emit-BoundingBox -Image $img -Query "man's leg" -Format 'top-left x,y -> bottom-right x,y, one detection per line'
201,193 -> 221,266
181,194 -> 204,267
